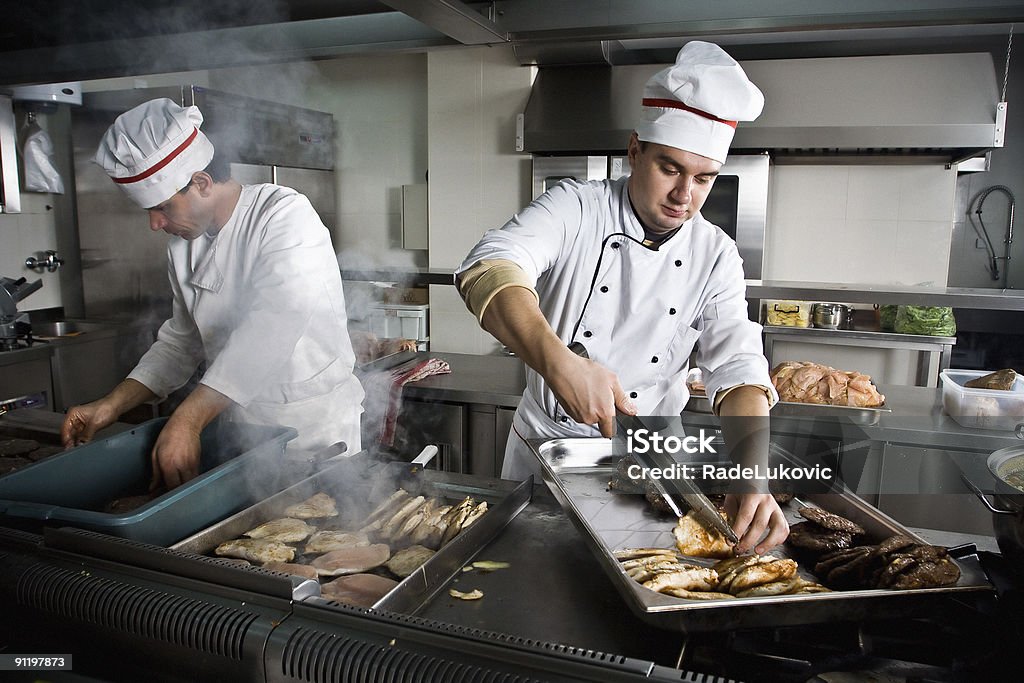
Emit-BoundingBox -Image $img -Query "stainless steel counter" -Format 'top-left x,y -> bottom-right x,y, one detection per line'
397,353 -> 1020,450
399,351 -> 527,408
0,342 -> 51,368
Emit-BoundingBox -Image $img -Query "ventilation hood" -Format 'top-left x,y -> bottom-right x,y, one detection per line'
522,52 -> 1006,164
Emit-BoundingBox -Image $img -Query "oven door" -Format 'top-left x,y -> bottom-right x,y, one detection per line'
532,156 -> 608,199
608,152 -> 769,280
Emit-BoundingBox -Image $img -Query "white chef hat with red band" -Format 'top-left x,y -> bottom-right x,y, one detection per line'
636,41 -> 764,164
94,98 -> 215,209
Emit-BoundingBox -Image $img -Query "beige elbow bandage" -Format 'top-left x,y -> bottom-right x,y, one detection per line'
712,384 -> 775,415
457,259 -> 539,323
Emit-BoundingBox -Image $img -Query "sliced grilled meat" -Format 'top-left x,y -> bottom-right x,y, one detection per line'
797,506 -> 866,535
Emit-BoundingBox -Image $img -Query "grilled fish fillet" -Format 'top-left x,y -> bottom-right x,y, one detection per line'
215,539 -> 296,564
244,517 -> 314,543
284,493 -> 339,519
642,566 -> 719,593
360,489 -> 411,532
440,498 -> 475,546
409,504 -> 452,549
304,530 -> 370,555
391,499 -> 436,543
321,573 -> 398,607
385,544 -> 436,578
380,496 -> 427,539
725,558 -> 797,594
311,543 -> 391,577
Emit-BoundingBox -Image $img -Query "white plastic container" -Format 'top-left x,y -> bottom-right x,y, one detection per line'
939,369 -> 1024,430
764,299 -> 811,327
369,303 -> 429,342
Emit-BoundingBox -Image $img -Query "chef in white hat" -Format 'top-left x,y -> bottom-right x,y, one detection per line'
62,98 -> 364,489
457,42 -> 788,554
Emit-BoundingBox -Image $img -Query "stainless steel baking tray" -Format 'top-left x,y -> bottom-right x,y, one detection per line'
774,400 -> 891,426
685,395 -> 889,425
172,452 -> 531,611
529,437 -> 992,632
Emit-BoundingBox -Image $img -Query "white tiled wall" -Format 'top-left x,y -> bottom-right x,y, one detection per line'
764,165 -> 957,286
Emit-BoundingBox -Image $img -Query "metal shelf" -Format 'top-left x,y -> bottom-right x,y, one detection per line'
746,280 -> 1024,311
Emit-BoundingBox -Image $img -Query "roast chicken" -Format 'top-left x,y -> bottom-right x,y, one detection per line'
770,361 -> 885,408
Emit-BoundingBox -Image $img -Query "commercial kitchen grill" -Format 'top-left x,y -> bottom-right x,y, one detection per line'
0,526 -> 693,683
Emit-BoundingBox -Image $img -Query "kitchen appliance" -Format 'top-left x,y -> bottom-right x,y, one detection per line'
0,526 -> 690,683
0,276 -> 42,350
531,152 -> 769,279
521,53 -> 1004,164
811,302 -> 854,330
172,449 -> 532,612
69,86 -> 337,322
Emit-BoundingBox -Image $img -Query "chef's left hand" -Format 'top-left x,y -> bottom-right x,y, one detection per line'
725,492 -> 789,555
149,420 -> 202,490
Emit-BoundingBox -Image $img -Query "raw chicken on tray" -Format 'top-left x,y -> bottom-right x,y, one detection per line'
770,361 -> 885,408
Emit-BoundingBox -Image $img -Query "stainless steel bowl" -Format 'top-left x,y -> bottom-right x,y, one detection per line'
811,302 -> 853,329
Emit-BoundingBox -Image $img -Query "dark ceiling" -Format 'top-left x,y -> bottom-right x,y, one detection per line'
0,0 -> 1021,87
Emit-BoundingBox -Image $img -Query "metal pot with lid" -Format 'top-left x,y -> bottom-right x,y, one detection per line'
811,302 -> 853,329
962,424 -> 1024,571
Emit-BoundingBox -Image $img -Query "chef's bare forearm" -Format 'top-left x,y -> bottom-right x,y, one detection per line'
99,379 -> 159,417
717,385 -> 771,491
479,286 -> 574,377
165,384 -> 234,437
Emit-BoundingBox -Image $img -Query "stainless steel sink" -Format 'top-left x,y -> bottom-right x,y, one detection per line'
32,320 -> 109,337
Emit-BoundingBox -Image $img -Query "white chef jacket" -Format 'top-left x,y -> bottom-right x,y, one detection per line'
456,176 -> 776,479
128,184 -> 364,457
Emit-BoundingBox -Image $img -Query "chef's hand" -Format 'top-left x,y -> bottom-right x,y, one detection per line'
61,379 -> 157,448
725,492 -> 789,555
149,420 -> 202,491
549,349 -> 636,438
61,400 -> 119,448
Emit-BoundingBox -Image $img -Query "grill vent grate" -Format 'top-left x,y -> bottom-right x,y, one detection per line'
329,607 -> 630,667
280,626 -> 540,683
17,563 -> 255,659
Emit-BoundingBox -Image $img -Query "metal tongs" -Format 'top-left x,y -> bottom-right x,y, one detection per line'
568,341 -> 739,544
633,447 -> 741,545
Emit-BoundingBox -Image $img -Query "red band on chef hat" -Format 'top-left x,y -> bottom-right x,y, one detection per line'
94,98 -> 215,209
636,41 -> 763,164
112,127 -> 200,184
640,98 -> 738,129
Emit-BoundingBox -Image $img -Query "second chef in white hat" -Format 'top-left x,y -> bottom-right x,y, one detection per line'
62,98 -> 364,489
457,42 -> 788,555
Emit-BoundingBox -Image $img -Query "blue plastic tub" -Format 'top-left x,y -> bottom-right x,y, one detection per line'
0,418 -> 296,546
